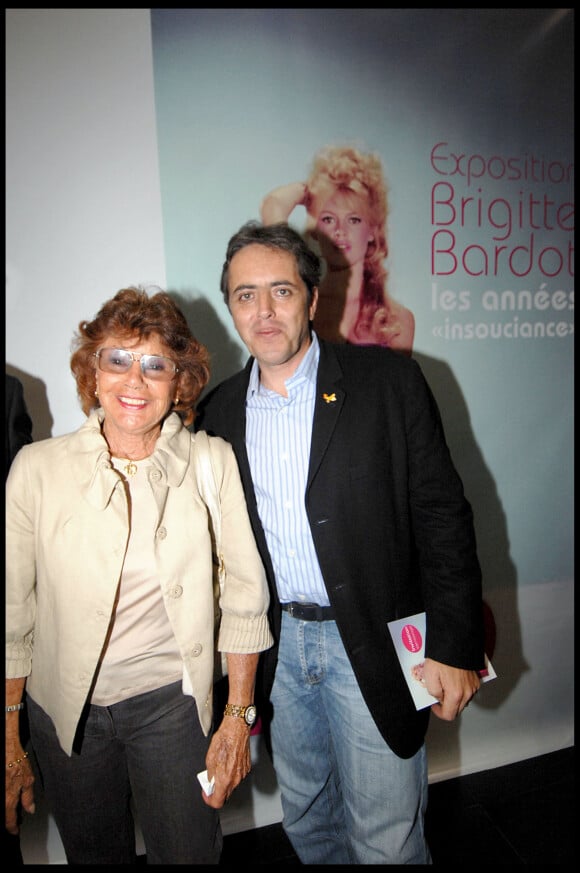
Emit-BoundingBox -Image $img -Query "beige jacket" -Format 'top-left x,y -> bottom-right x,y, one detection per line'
6,410 -> 272,755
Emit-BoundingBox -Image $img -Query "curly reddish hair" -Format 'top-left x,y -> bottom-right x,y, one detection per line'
70,287 -> 210,428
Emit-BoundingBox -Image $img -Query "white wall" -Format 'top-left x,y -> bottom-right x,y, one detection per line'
6,9 -> 167,438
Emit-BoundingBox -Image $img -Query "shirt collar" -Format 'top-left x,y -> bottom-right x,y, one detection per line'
75,409 -> 191,509
248,331 -> 320,398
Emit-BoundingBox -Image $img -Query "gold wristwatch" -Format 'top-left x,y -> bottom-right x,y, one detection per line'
224,703 -> 257,727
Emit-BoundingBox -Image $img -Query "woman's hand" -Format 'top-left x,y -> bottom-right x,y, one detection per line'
201,717 -> 252,809
5,739 -> 35,835
260,182 -> 309,224
6,680 -> 36,834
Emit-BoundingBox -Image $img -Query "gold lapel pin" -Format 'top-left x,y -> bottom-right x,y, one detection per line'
322,392 -> 337,404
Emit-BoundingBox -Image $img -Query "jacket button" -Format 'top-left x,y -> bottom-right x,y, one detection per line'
168,585 -> 183,598
156,527 -> 167,540
191,644 -> 202,657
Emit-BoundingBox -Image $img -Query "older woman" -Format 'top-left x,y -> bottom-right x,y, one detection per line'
260,144 -> 415,354
5,287 -> 273,864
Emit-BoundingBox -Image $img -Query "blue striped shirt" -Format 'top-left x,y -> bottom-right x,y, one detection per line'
245,333 -> 330,606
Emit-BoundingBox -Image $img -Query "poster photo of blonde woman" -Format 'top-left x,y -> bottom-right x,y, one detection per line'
260,144 -> 415,355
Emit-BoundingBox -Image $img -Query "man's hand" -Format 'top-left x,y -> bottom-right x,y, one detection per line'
423,657 -> 480,721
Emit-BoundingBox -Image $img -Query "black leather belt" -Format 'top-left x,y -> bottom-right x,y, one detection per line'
281,601 -> 335,621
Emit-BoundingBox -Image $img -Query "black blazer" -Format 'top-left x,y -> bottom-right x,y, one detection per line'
6,374 -> 33,479
196,339 -> 484,758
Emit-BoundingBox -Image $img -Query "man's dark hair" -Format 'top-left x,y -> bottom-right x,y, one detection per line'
220,221 -> 321,306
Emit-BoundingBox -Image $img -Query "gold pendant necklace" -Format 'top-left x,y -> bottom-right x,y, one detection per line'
123,461 -> 138,477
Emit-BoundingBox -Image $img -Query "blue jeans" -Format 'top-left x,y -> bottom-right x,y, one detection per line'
27,681 -> 222,864
270,612 -> 432,864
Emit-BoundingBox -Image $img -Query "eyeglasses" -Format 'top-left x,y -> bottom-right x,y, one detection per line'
94,348 -> 179,382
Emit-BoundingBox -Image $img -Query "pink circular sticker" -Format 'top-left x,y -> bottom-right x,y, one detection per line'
401,623 -> 423,653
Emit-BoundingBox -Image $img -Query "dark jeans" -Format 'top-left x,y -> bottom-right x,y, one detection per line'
28,682 -> 222,864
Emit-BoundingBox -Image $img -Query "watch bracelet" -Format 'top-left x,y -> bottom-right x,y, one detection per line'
223,703 -> 256,723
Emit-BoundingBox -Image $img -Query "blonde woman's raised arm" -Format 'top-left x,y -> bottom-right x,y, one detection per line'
260,181 -> 309,224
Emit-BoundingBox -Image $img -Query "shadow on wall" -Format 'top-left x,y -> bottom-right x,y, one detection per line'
169,290 -> 247,401
414,352 -> 528,771
5,365 -> 53,442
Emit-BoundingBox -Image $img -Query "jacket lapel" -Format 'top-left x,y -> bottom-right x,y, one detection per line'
307,341 -> 344,487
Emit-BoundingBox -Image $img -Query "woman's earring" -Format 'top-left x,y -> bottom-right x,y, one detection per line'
94,388 -> 99,397
174,396 -> 180,405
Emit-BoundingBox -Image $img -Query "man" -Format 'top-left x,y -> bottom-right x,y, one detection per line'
196,221 -> 484,864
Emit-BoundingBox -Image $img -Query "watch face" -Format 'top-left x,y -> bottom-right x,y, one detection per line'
244,705 -> 257,726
